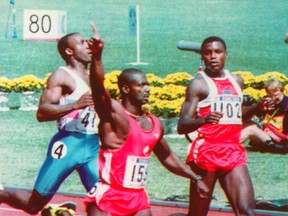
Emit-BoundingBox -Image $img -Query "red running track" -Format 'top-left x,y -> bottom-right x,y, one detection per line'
1,189 -> 287,216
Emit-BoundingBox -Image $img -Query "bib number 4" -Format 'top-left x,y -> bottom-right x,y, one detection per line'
51,141 -> 67,159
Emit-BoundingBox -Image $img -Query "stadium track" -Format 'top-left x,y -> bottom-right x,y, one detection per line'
1,187 -> 287,216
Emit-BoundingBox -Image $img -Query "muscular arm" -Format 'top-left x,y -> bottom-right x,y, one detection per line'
89,38 -> 128,124
178,76 -> 223,134
89,45 -> 114,122
153,122 -> 209,197
90,56 -> 130,144
177,78 -> 205,134
36,70 -> 93,122
89,22 -> 126,125
153,138 -> 197,179
89,22 -> 129,148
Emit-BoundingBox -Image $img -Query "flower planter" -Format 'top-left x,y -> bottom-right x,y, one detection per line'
0,92 -> 10,111
160,117 -> 179,134
160,118 -> 170,134
168,117 -> 179,134
19,91 -> 40,111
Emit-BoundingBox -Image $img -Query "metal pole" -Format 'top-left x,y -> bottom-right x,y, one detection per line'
12,0 -> 17,38
127,4 -> 148,65
136,5 -> 140,63
4,2 -> 11,38
4,0 -> 17,39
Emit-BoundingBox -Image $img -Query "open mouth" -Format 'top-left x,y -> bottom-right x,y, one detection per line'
210,61 -> 218,66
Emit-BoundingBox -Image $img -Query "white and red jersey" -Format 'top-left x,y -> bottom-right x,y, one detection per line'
196,70 -> 243,143
186,70 -> 246,172
99,112 -> 161,190
56,66 -> 99,134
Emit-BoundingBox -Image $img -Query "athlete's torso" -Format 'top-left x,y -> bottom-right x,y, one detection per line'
99,113 -> 161,190
196,70 -> 243,143
57,66 -> 99,134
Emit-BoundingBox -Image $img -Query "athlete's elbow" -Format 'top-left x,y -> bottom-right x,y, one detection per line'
36,112 -> 45,122
36,109 -> 50,122
177,119 -> 187,134
177,124 -> 186,134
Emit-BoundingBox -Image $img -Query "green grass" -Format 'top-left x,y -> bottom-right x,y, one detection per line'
1,0 -> 288,79
1,109 -> 288,207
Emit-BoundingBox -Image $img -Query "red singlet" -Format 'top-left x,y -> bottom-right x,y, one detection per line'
187,70 -> 247,172
85,112 -> 161,215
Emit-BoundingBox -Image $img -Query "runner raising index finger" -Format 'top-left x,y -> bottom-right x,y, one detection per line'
90,21 -> 101,40
85,22 -> 209,216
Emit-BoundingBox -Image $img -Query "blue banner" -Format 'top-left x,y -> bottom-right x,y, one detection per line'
129,5 -> 137,36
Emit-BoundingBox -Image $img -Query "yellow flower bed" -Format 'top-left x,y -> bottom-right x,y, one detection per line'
243,87 -> 266,101
104,70 -> 121,100
1,70 -> 287,116
105,70 -> 288,118
0,76 -> 13,92
11,75 -> 46,93
232,71 -> 288,89
162,72 -> 192,86
146,73 -> 164,87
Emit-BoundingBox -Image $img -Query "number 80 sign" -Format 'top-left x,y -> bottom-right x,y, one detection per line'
23,9 -> 67,41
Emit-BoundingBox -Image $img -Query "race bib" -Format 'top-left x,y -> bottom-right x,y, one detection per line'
123,156 -> 149,189
211,95 -> 242,124
58,107 -> 99,134
75,107 -> 99,133
51,141 -> 67,159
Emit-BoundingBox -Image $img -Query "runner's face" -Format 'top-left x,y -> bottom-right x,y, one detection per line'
69,34 -> 92,63
202,41 -> 227,74
128,74 -> 150,105
266,89 -> 284,104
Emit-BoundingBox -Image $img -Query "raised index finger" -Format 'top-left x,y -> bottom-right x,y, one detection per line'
90,21 -> 101,40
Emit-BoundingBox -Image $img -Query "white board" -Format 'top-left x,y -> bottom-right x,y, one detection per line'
23,9 -> 67,41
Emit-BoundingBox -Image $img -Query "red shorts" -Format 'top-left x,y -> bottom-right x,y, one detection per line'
187,138 -> 247,172
85,182 -> 150,215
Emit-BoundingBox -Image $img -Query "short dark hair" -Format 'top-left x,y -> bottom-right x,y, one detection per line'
118,68 -> 144,94
57,32 -> 80,61
201,36 -> 227,51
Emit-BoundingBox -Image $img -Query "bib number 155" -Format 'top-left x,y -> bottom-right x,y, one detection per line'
123,156 -> 149,189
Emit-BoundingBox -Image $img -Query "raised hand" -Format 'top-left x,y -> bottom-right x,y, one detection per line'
88,22 -> 104,56
259,97 -> 275,111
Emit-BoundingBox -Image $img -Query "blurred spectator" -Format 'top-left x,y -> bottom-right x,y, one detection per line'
241,78 -> 288,153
